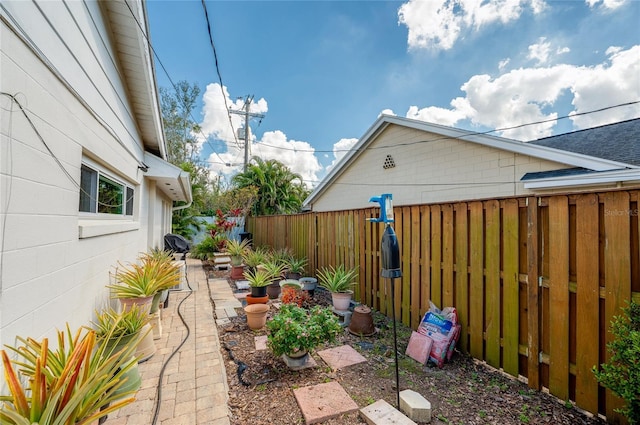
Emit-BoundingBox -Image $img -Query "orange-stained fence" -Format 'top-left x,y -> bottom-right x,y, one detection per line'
247,189 -> 640,423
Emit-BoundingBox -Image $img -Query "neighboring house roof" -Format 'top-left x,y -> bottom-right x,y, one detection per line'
528,118 -> 640,166
304,115 -> 638,208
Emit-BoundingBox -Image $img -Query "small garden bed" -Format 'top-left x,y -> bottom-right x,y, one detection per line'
207,265 -> 605,425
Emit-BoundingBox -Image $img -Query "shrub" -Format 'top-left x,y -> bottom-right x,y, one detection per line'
593,301 -> 640,424
266,304 -> 342,357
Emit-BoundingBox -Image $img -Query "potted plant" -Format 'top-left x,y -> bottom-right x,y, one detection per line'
266,304 -> 342,367
316,265 -> 358,311
1,326 -> 139,425
226,239 -> 250,266
92,304 -> 149,356
225,239 -> 250,279
285,257 -> 308,280
108,257 -> 181,313
261,261 -> 287,299
139,250 -> 181,314
245,268 -> 274,298
242,248 -> 267,276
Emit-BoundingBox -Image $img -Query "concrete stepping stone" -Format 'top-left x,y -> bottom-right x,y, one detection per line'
317,345 -> 367,370
255,335 -> 267,350
360,399 -> 416,425
293,381 -> 359,425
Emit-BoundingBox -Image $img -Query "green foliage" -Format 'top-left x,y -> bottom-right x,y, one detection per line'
191,236 -> 219,260
231,157 -> 309,216
91,304 -> 149,341
1,326 -> 138,425
266,304 -> 342,357
107,254 -> 181,298
593,301 -> 640,424
244,269 -> 276,288
316,264 -> 358,293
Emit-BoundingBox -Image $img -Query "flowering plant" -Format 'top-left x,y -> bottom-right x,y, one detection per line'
266,304 -> 342,357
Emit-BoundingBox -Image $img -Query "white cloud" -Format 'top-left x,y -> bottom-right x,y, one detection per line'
379,109 -> 396,117
586,0 -> 628,10
398,0 -> 546,51
326,138 -> 358,173
498,58 -> 511,71
199,83 -> 322,187
528,37 -> 552,64
528,38 -> 571,65
403,45 -> 640,140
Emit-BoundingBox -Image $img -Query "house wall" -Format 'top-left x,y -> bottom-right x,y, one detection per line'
0,3 -> 170,355
311,125 -> 571,212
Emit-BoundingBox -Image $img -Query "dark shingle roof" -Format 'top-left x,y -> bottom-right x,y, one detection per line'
528,118 -> 640,166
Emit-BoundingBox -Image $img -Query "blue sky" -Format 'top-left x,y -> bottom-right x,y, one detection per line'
147,0 -> 640,186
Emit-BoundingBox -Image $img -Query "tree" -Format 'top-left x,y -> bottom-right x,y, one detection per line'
160,81 -> 201,165
159,81 -> 215,239
231,157 -> 309,216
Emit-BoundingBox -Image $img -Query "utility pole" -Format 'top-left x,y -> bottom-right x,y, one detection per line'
230,95 -> 265,172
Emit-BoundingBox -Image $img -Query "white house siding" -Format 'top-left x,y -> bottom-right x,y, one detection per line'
0,2 -> 171,357
311,125 -> 570,212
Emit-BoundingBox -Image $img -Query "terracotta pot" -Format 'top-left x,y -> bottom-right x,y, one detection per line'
266,282 -> 281,299
244,304 -> 269,330
331,291 -> 353,312
348,305 -> 376,336
230,265 -> 245,280
246,294 -> 269,305
119,295 -> 153,314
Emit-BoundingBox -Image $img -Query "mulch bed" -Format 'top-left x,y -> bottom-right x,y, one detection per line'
206,263 -> 606,425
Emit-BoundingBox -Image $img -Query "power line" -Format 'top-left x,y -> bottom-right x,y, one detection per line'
122,0 -> 232,167
253,100 -> 640,154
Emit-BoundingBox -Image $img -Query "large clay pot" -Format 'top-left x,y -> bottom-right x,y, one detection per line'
245,304 -> 269,330
348,305 -> 376,336
266,282 -> 281,299
331,291 -> 353,312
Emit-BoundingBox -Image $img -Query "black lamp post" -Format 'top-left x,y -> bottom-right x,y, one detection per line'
369,194 -> 402,408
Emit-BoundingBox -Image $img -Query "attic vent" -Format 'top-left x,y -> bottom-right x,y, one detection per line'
383,154 -> 395,169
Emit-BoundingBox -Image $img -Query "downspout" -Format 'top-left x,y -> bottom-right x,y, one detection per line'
172,171 -> 192,211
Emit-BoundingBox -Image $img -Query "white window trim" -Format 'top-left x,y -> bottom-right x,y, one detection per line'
78,158 -> 139,239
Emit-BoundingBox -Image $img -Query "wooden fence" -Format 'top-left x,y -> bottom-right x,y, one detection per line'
247,189 -> 640,423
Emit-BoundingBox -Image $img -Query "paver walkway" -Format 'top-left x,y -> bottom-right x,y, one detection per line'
103,258 -> 236,425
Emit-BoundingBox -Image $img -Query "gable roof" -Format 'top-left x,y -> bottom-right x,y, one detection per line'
528,118 -> 640,166
304,115 -> 637,208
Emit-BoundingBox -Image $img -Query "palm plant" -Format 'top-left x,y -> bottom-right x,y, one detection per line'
1,326 -> 139,425
231,157 -> 309,216
91,304 -> 149,354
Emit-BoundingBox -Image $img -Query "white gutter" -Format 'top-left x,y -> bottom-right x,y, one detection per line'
523,168 -> 640,190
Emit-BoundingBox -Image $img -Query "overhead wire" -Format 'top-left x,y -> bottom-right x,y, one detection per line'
122,0 -> 234,167
252,100 -> 640,154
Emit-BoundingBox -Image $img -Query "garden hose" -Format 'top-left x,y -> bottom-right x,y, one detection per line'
150,259 -> 193,425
